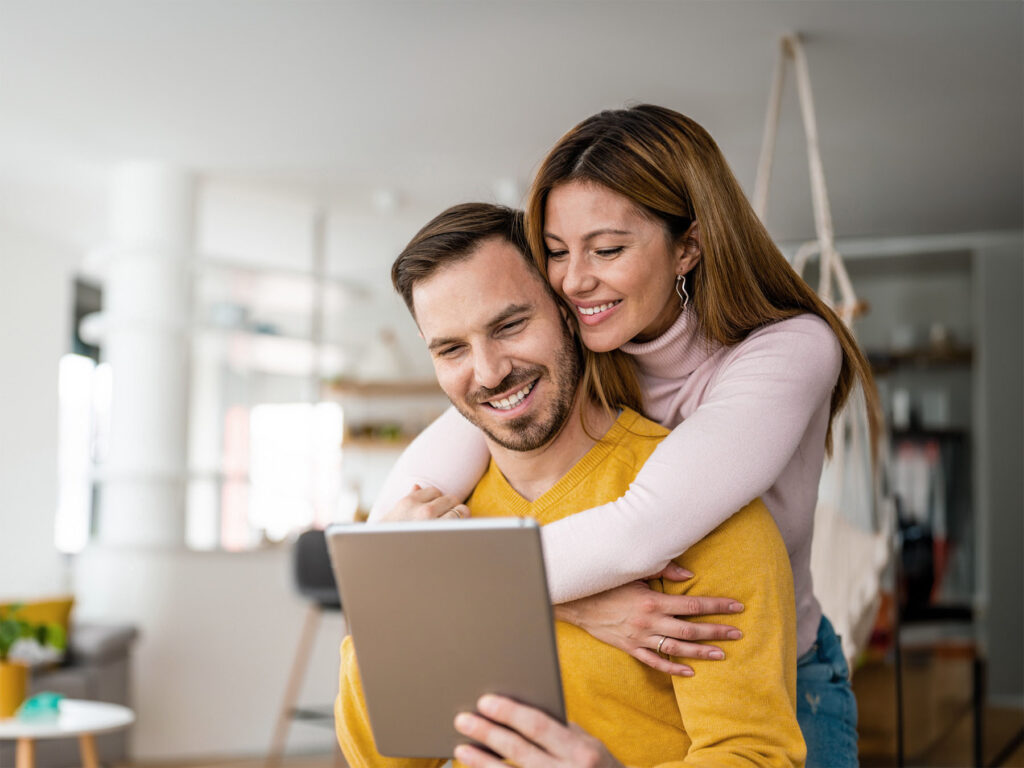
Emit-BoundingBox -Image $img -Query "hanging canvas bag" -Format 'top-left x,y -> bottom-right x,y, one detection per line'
753,35 -> 895,666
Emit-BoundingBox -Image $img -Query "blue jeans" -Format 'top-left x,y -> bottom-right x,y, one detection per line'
797,615 -> 859,768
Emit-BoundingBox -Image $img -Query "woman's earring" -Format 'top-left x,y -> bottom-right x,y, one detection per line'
675,275 -> 689,310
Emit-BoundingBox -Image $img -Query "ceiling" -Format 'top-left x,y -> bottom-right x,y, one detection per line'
0,0 -> 1021,254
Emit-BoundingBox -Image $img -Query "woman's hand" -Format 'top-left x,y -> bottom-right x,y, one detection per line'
454,695 -> 623,768
555,564 -> 744,676
379,484 -> 470,522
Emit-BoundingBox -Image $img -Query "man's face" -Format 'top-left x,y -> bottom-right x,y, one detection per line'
412,238 -> 581,452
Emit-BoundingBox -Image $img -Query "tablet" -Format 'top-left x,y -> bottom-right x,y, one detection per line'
325,517 -> 565,758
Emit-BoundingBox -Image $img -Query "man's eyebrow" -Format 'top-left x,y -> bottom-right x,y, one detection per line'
425,303 -> 534,352
487,303 -> 533,330
543,228 -> 631,243
427,335 -> 460,352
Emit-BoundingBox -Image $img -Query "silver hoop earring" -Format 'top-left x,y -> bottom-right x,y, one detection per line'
675,274 -> 689,310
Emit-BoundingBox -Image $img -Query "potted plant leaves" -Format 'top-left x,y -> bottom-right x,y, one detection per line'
0,604 -> 67,718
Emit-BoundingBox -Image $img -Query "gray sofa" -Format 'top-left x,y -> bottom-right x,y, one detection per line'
0,623 -> 137,767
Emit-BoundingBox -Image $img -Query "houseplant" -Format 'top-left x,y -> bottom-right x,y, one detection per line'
0,604 -> 67,718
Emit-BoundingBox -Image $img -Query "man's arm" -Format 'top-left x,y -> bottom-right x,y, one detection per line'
335,636 -> 445,768
454,500 -> 805,768
659,498 -> 805,767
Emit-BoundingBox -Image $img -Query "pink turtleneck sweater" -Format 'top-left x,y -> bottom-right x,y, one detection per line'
369,309 -> 841,655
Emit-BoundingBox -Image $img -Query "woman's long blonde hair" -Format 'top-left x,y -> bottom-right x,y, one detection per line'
526,104 -> 882,455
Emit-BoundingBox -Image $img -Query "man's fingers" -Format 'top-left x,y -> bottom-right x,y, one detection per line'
662,594 -> 744,617
454,711 -> 552,767
476,695 -> 574,758
633,648 -> 695,677
453,743 -> 506,768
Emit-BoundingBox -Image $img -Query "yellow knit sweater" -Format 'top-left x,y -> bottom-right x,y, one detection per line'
336,408 -> 806,767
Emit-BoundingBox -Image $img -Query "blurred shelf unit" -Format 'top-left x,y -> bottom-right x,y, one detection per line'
836,245 -> 981,768
195,325 -> 348,378
194,255 -> 369,306
866,345 -> 974,376
845,250 -> 977,617
186,252 -> 376,549
193,255 -> 370,380
341,436 -> 415,450
324,379 -> 443,398
323,378 -> 449,451
803,231 -> 1023,768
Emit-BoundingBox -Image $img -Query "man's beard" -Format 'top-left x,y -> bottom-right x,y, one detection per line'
452,331 -> 582,452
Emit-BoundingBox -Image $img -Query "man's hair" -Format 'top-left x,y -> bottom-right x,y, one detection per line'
391,203 -> 535,315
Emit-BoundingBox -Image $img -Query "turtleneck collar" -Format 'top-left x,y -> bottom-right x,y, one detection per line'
620,307 -> 719,380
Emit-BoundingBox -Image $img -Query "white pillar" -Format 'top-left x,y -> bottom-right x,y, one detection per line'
97,162 -> 194,548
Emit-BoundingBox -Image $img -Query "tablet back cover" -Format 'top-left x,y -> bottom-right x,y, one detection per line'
326,518 -> 565,758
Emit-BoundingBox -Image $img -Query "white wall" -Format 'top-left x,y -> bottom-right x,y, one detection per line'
0,221 -> 78,600
73,546 -> 346,759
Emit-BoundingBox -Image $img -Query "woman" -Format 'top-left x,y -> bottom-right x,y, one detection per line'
372,104 -> 880,766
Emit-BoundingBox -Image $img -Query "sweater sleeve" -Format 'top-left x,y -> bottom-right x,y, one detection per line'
542,317 -> 842,602
655,500 -> 805,768
335,636 -> 446,768
368,406 -> 491,521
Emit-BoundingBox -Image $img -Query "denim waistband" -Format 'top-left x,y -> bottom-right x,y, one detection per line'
797,615 -> 850,680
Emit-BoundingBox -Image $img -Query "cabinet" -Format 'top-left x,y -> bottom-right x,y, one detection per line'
817,233 -> 1023,767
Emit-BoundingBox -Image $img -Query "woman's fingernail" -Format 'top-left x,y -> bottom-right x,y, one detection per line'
454,713 -> 473,731
679,568 -> 694,578
729,602 -> 744,612
709,650 -> 725,660
681,669 -> 695,677
727,629 -> 743,640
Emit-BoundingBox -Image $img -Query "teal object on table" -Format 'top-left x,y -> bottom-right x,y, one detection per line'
16,692 -> 64,720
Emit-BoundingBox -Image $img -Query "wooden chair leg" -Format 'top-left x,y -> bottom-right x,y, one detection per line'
15,739 -> 34,768
79,733 -> 100,768
267,603 -> 322,767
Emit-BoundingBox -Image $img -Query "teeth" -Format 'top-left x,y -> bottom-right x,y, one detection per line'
487,381 -> 535,410
577,301 -> 620,316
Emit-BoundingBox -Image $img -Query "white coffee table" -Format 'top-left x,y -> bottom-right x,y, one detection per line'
0,699 -> 134,768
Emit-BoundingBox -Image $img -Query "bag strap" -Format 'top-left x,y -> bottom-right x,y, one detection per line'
753,35 -> 860,325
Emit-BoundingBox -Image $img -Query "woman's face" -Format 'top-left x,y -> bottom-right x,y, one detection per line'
544,181 -> 692,353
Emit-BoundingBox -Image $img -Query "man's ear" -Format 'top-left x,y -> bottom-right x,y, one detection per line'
675,221 -> 702,276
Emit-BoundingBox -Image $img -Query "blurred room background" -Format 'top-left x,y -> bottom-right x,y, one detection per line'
0,1 -> 1020,766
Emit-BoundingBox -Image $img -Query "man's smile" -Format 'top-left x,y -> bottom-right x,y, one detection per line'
484,380 -> 537,411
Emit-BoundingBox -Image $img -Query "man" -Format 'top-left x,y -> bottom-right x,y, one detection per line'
335,203 -> 806,768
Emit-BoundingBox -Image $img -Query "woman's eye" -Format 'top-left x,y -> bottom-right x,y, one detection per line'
595,247 -> 624,258
546,249 -> 568,261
